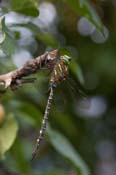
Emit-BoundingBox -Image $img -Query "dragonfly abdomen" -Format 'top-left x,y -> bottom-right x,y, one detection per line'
32,86 -> 54,160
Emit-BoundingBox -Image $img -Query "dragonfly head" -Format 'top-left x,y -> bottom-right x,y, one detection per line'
62,55 -> 71,65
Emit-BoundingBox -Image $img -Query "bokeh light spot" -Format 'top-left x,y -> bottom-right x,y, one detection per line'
77,17 -> 95,36
91,26 -> 109,44
76,96 -> 107,118
33,2 -> 57,28
12,49 -> 32,68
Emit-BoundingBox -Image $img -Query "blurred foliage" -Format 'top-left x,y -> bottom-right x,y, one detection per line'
63,0 -> 104,34
0,0 -> 116,175
0,17 -> 16,56
10,0 -> 39,17
47,125 -> 90,175
0,113 -> 18,158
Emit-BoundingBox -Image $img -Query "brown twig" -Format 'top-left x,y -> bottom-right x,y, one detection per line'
0,49 -> 58,91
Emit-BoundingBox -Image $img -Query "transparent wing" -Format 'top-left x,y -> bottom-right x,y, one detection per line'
65,77 -> 91,109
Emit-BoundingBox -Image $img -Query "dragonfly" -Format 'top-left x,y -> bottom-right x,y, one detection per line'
31,54 -> 71,160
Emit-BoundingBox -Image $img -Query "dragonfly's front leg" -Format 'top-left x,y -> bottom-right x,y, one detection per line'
11,78 -> 36,90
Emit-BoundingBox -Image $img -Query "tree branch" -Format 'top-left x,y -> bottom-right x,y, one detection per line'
0,49 -> 58,91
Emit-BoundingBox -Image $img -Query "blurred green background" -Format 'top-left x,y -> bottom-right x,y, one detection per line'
0,0 -> 116,175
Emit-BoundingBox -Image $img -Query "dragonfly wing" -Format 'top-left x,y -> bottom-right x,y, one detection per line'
66,77 -> 91,109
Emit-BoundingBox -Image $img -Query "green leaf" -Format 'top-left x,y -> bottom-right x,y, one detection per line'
47,125 -> 90,175
15,22 -> 58,47
37,32 -> 58,47
0,30 -> 6,44
1,33 -> 16,56
0,17 -> 16,56
10,0 -> 39,17
0,113 -> 18,158
0,7 -> 9,17
70,59 -> 85,85
64,0 -> 104,34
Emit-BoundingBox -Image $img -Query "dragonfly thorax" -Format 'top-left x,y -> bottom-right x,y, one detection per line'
50,55 -> 71,87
